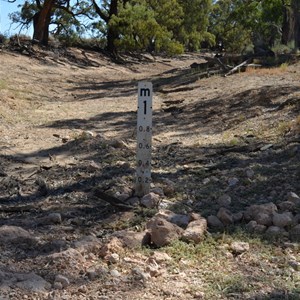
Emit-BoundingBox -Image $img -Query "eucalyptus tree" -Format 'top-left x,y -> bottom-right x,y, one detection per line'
9,0 -> 91,45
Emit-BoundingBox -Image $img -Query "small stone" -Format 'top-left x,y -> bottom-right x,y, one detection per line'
202,178 -> 210,185
288,260 -> 300,271
99,237 -> 124,257
228,177 -> 239,187
110,269 -> 121,278
78,285 -> 87,293
105,253 -> 119,264
266,226 -> 288,239
141,192 -> 160,208
53,282 -> 63,290
87,269 -> 98,281
217,194 -> 231,207
149,251 -> 172,263
230,241 -> 250,254
217,208 -> 233,225
254,224 -> 267,233
254,213 -> 273,226
287,192 -> 300,205
42,213 -> 62,225
0,225 -> 37,247
162,179 -> 176,196
232,212 -> 243,223
150,187 -> 165,196
154,210 -> 190,228
146,217 -> 184,247
131,267 -> 151,281
181,218 -> 207,244
126,197 -> 140,206
54,275 -> 69,288
244,202 -> 277,221
272,212 -> 293,228
246,169 -> 255,178
207,215 -> 224,230
278,201 -> 296,212
260,144 -> 273,151
246,220 -> 258,233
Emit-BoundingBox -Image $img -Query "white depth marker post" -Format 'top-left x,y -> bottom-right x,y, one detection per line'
136,82 -> 153,197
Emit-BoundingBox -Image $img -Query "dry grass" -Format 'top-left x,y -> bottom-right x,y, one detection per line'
244,63 -> 289,75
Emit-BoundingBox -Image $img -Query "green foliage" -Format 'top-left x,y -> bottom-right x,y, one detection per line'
110,0 -> 184,55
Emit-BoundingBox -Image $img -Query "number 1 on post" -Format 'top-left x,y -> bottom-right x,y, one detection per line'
136,82 -> 153,196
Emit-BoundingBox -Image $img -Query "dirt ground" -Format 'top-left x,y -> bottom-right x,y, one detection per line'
0,47 -> 299,299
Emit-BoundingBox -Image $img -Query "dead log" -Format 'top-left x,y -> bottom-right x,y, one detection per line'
224,59 -> 252,77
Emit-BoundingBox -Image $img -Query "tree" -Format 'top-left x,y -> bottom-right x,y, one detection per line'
10,0 -> 91,45
282,0 -> 300,49
177,0 -> 214,51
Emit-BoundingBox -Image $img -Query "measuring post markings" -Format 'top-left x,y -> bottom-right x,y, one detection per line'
136,82 -> 153,196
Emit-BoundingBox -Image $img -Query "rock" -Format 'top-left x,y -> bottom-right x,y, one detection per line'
287,192 -> 300,205
244,202 -> 277,221
131,267 -> 151,281
272,212 -> 293,228
162,179 -> 176,196
145,264 -> 160,277
41,213 -> 62,225
72,235 -> 102,254
288,260 -> 300,271
1,272 -> 51,292
265,226 -> 288,239
150,187 -> 165,196
0,225 -> 37,247
245,168 -> 255,178
126,197 -> 140,206
146,217 -> 184,247
141,192 -> 160,208
246,221 -> 266,234
113,230 -> 151,249
53,281 -> 63,290
99,237 -> 124,257
217,208 -> 233,225
48,248 -> 86,271
154,210 -> 190,228
105,253 -> 119,264
189,212 -> 203,221
278,201 -> 296,212
54,275 -> 70,288
149,251 -> 172,263
290,224 -> 300,242
87,266 -> 108,281
217,194 -> 231,207
254,224 -> 267,233
110,269 -> 121,278
292,214 -> 300,226
254,213 -> 273,226
181,218 -> 207,244
230,242 -> 250,254
207,215 -> 224,230
228,177 -> 239,187
233,212 -> 243,223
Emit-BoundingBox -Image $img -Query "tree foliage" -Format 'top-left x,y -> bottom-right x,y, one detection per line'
5,0 -> 300,54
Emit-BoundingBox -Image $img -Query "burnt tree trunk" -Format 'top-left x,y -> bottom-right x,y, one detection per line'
33,0 -> 55,46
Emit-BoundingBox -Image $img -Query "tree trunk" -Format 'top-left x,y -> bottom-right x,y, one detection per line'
33,0 -> 55,46
281,0 -> 300,49
105,0 -> 119,54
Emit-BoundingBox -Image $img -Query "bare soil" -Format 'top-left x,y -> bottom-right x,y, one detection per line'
0,47 -> 299,299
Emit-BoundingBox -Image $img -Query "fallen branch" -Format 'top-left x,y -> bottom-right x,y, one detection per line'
93,188 -> 134,210
224,59 -> 252,77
